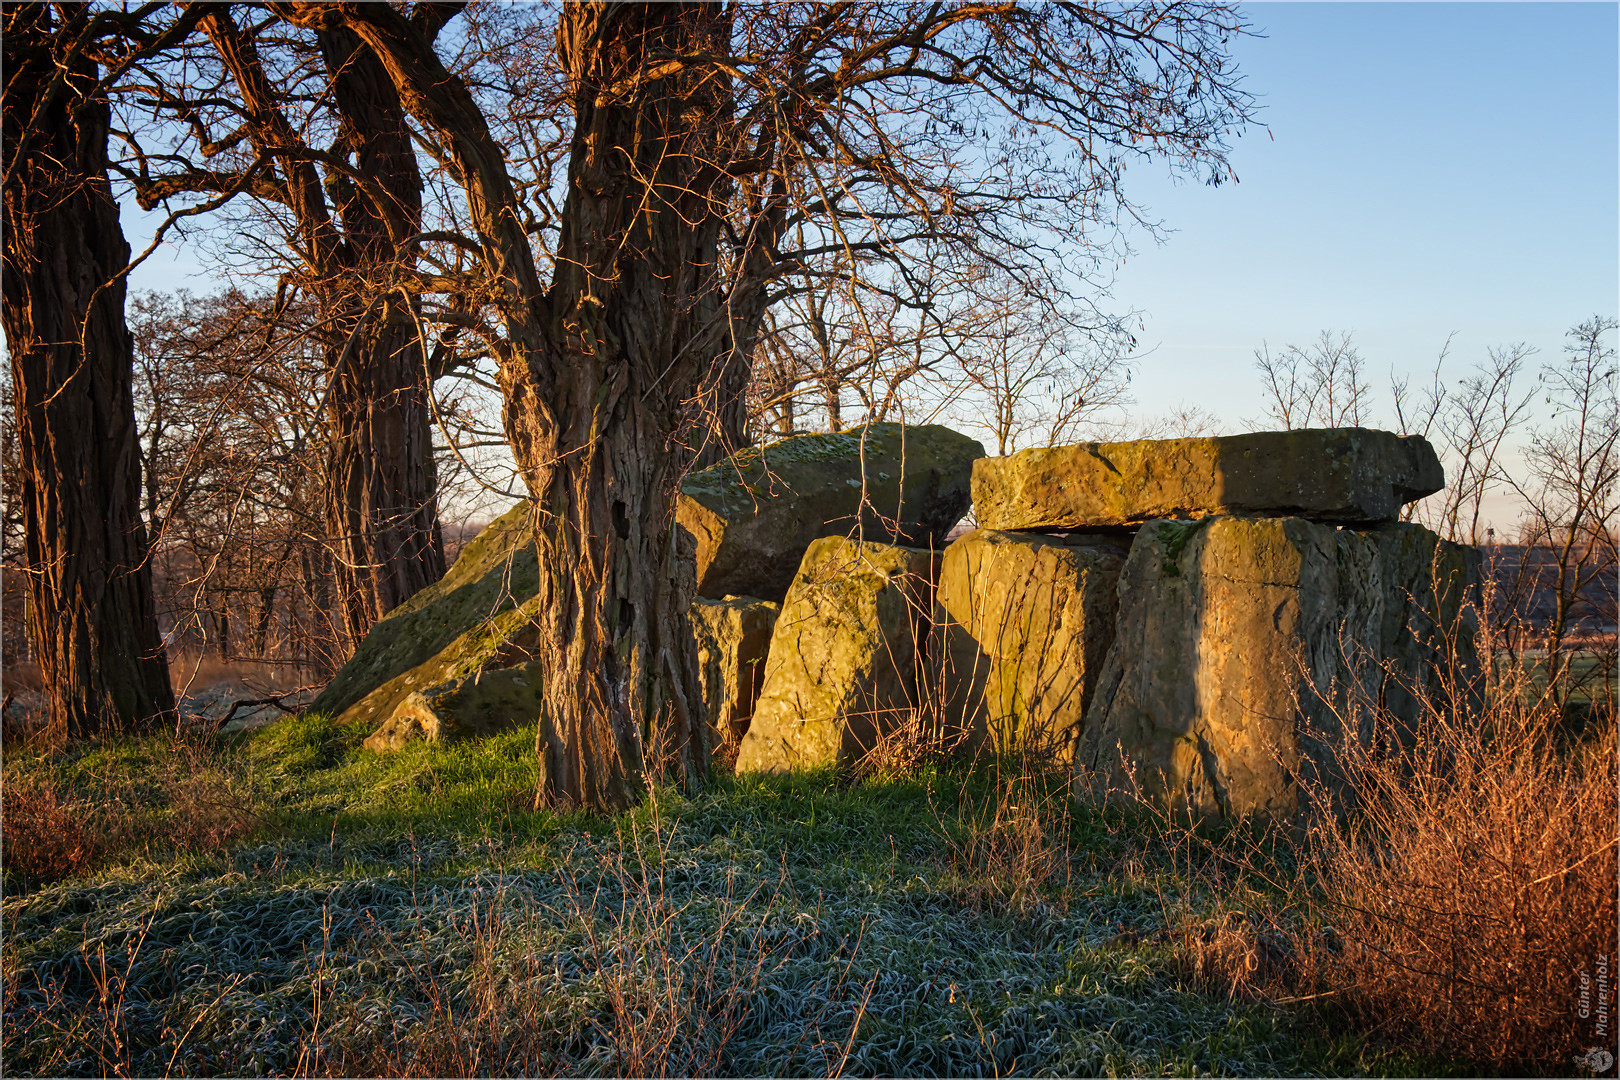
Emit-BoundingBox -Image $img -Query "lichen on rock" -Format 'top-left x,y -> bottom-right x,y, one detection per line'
974,428 -> 1445,531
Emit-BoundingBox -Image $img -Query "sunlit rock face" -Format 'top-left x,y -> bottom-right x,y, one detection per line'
1077,516 -> 1481,821
679,422 -> 983,603
972,428 -> 1444,532
933,529 -> 1128,764
735,537 -> 939,774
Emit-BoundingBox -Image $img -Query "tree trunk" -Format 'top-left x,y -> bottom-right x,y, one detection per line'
1,4 -> 176,737
506,3 -> 741,807
322,330 -> 446,643
287,0 -> 772,809
317,25 -> 446,643
202,9 -> 446,648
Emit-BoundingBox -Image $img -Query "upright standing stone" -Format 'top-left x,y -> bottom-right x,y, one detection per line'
1077,516 -> 1480,819
735,537 -> 939,773
679,422 -> 982,602
935,529 -> 1127,762
690,595 -> 779,764
974,428 -> 1444,531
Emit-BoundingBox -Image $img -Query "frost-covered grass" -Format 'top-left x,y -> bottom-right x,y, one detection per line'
5,715 -> 1432,1078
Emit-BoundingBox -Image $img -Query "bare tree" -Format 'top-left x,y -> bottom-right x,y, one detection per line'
118,6 -> 450,646
128,289 -> 350,681
1430,347 -> 1536,545
1252,330 -> 1371,431
256,0 -> 1254,809
949,275 -> 1134,455
1513,316 -> 1619,710
2,4 -> 181,737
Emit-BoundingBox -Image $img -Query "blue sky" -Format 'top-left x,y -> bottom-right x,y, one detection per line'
129,2 -> 1616,418
1105,2 -> 1618,429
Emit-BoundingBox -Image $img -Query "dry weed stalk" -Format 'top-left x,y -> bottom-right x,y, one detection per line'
1300,652 -> 1616,1071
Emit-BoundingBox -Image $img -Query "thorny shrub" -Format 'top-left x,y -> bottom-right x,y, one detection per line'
1297,667 -> 1617,1072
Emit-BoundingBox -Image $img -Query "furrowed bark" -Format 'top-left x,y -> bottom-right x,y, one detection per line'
203,9 -> 446,646
317,25 -> 446,641
2,4 -> 176,737
278,0 -> 767,808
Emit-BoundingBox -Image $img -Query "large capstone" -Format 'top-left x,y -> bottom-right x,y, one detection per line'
735,537 -> 939,773
935,529 -> 1127,762
973,428 -> 1444,531
678,422 -> 982,602
690,595 -> 779,763
1077,516 -> 1480,820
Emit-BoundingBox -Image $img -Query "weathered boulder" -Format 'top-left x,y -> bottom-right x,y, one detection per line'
735,537 -> 939,773
1077,516 -> 1480,820
365,663 -> 547,753
690,595 -> 779,762
679,422 -> 983,602
309,502 -> 540,731
314,501 -> 772,758
935,529 -> 1127,762
974,428 -> 1444,531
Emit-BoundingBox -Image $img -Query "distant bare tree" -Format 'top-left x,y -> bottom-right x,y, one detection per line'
1253,330 -> 1371,431
1101,402 -> 1228,441
1512,316 -> 1618,709
950,280 -> 1133,455
128,289 -> 347,680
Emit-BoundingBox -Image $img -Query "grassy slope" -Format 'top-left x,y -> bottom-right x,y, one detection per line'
4,717 -> 1445,1078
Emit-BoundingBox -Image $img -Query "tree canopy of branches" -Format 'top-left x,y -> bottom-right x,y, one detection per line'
230,0 -> 1256,809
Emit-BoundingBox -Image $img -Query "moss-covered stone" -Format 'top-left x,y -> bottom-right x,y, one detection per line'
309,501 -> 539,726
690,595 -> 779,764
935,529 -> 1127,763
364,662 -> 549,757
735,537 -> 939,773
679,422 -> 982,602
974,428 -> 1444,531
1077,516 -> 1481,820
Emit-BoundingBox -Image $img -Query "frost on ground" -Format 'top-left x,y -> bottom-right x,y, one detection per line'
2,764 -> 1305,1078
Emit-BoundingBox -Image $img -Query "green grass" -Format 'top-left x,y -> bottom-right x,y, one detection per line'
3,717 -> 1454,1077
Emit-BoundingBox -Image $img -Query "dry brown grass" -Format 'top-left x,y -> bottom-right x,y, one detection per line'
2,775 -> 104,883
1,729 -> 260,885
1104,591 -> 1619,1074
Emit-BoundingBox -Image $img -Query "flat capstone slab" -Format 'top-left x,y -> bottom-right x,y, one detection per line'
972,427 -> 1444,530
